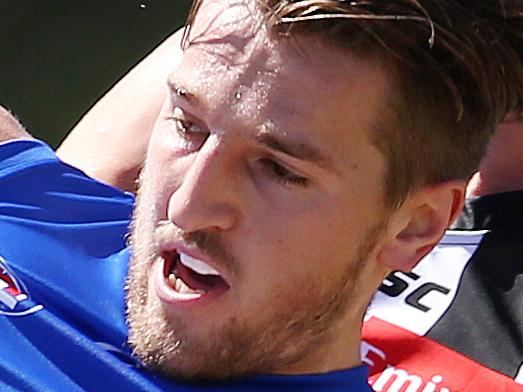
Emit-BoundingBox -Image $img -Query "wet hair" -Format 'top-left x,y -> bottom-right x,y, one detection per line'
184,0 -> 523,208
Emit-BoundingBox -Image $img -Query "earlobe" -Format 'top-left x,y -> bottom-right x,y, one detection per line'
378,180 -> 466,271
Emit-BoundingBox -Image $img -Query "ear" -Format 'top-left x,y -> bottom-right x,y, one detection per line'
377,180 -> 466,271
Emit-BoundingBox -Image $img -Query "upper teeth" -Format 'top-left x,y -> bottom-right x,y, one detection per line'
179,253 -> 220,276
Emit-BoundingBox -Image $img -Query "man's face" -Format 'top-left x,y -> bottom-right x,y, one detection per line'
128,0 -> 392,380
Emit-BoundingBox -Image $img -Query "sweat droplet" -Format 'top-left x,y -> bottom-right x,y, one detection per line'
235,92 -> 242,100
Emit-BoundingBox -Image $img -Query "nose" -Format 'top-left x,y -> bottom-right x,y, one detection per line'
167,137 -> 241,232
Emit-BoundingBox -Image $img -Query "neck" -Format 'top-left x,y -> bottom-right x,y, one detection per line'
467,119 -> 523,197
277,320 -> 364,375
276,288 -> 376,376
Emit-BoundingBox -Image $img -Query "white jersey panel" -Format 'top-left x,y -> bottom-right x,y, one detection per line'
366,230 -> 487,336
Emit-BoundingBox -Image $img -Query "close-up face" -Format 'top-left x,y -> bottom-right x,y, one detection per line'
127,0 -> 394,380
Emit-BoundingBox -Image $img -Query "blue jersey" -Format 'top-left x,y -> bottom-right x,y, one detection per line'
0,139 -> 371,391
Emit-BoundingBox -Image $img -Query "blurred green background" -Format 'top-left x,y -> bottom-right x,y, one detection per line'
0,0 -> 192,147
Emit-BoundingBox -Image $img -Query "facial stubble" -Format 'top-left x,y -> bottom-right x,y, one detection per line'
126,181 -> 384,381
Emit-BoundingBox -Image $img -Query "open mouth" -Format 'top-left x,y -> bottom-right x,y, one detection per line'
161,251 -> 230,301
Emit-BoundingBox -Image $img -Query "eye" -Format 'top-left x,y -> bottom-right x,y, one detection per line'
175,118 -> 203,137
169,107 -> 208,150
172,107 -> 206,136
260,158 -> 309,187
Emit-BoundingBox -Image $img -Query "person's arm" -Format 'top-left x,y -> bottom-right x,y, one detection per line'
466,116 -> 523,197
56,29 -> 184,193
0,105 -> 33,141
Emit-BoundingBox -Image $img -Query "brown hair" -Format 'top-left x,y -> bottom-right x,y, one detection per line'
184,0 -> 523,208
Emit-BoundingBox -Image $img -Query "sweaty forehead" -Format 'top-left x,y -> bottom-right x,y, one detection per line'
187,0 -> 272,61
176,0 -> 391,159
176,0 -> 284,112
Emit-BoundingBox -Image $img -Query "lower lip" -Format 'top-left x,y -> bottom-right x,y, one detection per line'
153,257 -> 225,307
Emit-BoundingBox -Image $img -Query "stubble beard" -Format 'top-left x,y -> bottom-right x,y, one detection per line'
126,179 -> 383,381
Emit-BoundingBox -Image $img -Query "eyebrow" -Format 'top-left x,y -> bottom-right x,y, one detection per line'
166,79 -> 330,169
255,126 -> 330,168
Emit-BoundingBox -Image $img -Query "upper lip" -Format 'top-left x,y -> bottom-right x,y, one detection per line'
159,241 -> 230,285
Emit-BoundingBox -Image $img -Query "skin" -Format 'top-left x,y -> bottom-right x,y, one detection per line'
127,0 -> 464,380
57,30 -> 185,192
467,116 -> 523,197
0,0 -> 464,382
0,106 -> 32,141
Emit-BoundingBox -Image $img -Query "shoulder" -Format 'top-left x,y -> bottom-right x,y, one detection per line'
0,138 -> 134,225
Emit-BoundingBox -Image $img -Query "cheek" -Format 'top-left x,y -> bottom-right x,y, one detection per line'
233,213 -> 354,318
142,133 -> 190,220
241,182 -> 383,289
244,199 -> 358,280
148,119 -> 186,162
146,123 -> 172,179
